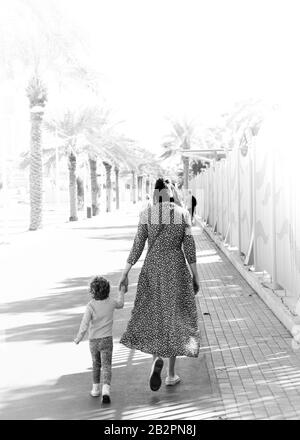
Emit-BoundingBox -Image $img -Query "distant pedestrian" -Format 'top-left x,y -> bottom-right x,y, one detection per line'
142,193 -> 152,209
74,276 -> 125,403
186,190 -> 197,223
191,195 -> 197,222
186,189 -> 193,217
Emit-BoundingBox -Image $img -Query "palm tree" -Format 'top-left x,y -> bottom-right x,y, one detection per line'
26,76 -> 48,229
89,157 -> 100,215
109,141 -> 164,207
216,99 -> 264,151
39,114 -> 163,216
161,119 -> 199,191
81,113 -> 115,215
103,137 -> 140,209
131,145 -> 164,200
115,166 -> 120,210
31,108 -> 122,219
103,161 -> 112,212
84,127 -> 122,213
68,151 -> 78,220
0,0 -> 95,229
44,106 -> 109,221
86,129 -> 140,212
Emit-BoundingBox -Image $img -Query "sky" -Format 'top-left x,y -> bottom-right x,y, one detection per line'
52,0 -> 300,152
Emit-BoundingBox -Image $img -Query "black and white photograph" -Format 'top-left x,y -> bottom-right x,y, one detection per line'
1,0 -> 300,424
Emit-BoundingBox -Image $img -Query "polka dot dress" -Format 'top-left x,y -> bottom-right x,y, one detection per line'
120,202 -> 200,358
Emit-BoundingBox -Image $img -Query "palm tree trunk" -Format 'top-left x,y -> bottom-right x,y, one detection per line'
76,176 -> 84,210
26,76 -> 47,231
115,167 -> 120,210
131,171 -> 137,204
149,181 -> 154,197
183,137 -> 190,192
137,176 -> 143,201
29,110 -> 44,230
146,177 -> 150,195
89,158 -> 100,215
68,152 -> 78,221
183,156 -> 190,191
141,175 -> 146,201
103,162 -> 112,212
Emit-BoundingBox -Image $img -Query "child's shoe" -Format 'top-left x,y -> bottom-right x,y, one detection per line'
102,384 -> 111,404
90,383 -> 101,397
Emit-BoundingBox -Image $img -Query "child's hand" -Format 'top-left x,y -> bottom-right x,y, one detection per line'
74,338 -> 80,345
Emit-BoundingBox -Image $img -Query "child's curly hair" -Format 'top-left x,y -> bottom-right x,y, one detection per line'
90,276 -> 110,300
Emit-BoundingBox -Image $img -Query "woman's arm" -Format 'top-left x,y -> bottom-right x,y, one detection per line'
189,262 -> 200,294
119,210 -> 148,292
119,263 -> 132,292
182,211 -> 200,294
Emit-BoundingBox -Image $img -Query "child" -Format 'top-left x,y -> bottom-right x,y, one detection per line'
74,276 -> 125,404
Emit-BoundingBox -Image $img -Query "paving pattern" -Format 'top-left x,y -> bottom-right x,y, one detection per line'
1,212 -> 300,420
194,228 -> 300,420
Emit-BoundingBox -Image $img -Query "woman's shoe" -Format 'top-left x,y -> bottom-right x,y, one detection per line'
149,357 -> 164,391
90,384 -> 101,397
165,374 -> 181,386
102,384 -> 111,404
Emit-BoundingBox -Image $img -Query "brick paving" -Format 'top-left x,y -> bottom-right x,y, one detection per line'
194,227 -> 300,420
1,212 -> 300,419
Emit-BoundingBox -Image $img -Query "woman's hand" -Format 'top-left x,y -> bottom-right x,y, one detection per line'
119,272 -> 129,293
119,263 -> 132,293
193,274 -> 200,295
189,263 -> 200,295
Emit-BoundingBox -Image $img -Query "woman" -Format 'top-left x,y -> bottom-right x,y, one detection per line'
119,178 -> 200,391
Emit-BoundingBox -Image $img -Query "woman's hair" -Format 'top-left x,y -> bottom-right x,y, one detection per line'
154,177 -> 168,191
153,178 -> 174,204
90,276 -> 110,300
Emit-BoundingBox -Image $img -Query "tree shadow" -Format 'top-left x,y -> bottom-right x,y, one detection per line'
0,353 -> 219,420
87,234 -> 135,241
71,225 -> 137,231
0,245 -> 221,420
1,267 -> 142,345
0,276 -> 91,315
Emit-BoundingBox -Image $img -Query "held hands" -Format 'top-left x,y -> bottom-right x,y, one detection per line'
119,272 -> 129,293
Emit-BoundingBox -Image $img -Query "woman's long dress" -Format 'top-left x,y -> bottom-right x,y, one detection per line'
120,201 -> 200,357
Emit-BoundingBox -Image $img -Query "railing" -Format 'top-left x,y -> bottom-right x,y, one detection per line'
191,111 -> 300,316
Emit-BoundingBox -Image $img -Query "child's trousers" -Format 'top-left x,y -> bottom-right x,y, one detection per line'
89,336 -> 113,385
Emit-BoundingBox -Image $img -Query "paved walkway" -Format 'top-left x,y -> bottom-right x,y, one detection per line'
194,232 -> 300,420
1,209 -> 300,420
0,201 -> 82,243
